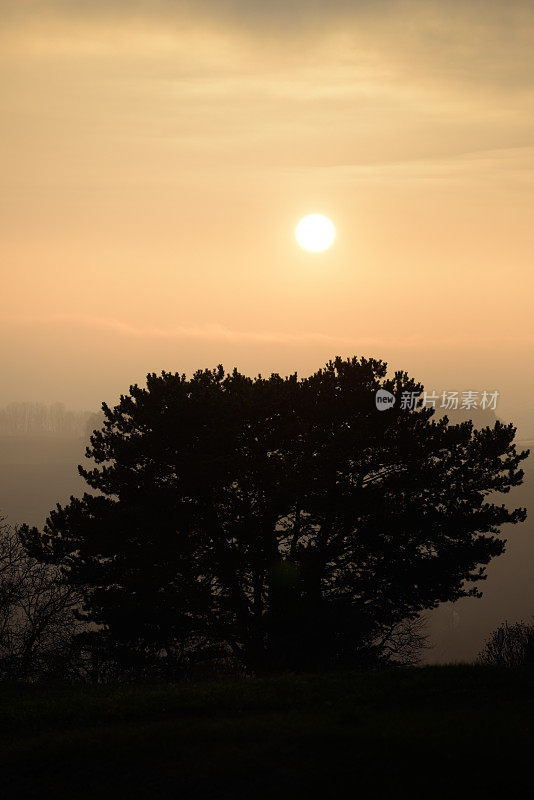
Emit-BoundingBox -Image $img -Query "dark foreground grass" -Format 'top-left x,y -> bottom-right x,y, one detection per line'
1,665 -> 533,799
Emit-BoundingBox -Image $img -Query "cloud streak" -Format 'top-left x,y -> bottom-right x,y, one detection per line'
4,314 -> 534,351
3,313 -> 357,346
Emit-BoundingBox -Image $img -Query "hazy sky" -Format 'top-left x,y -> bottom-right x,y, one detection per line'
2,1 -> 533,433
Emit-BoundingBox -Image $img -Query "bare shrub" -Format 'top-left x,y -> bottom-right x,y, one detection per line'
0,518 -> 82,681
478,621 -> 534,667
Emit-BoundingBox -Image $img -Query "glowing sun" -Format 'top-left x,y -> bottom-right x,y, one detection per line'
296,214 -> 336,252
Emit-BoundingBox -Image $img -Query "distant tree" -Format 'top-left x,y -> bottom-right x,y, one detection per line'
20,357 -> 529,673
478,621 -> 534,667
83,410 -> 106,441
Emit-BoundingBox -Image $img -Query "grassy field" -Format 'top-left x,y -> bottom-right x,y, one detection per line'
1,665 -> 533,798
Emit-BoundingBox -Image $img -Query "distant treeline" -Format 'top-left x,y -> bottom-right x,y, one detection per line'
0,402 -> 102,437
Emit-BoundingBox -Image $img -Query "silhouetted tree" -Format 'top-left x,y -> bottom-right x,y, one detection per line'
20,357 -> 529,673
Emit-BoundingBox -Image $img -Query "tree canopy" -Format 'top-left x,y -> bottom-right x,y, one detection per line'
21,356 -> 529,673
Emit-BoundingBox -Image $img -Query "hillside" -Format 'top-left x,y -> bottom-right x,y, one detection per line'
1,666 -> 533,799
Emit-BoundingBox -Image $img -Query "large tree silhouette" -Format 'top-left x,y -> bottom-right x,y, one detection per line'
21,357 -> 529,672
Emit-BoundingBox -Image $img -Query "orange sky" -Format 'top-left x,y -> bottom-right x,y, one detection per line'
1,1 -> 533,434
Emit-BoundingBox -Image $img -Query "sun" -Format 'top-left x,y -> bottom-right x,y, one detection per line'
296,214 -> 335,252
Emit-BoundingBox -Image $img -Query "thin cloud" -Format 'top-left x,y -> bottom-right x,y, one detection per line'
3,0 -> 534,94
4,313 -> 356,346
3,314 -> 534,350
